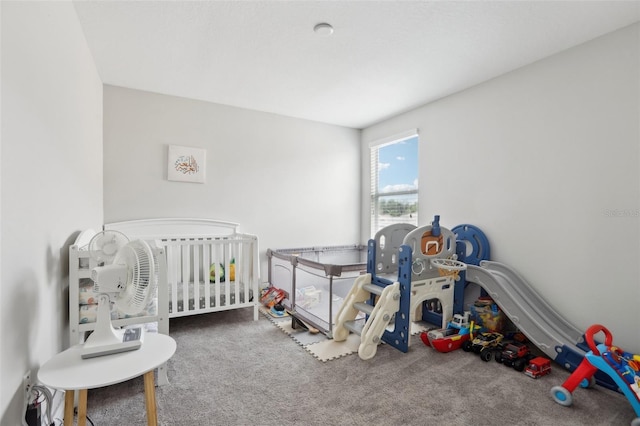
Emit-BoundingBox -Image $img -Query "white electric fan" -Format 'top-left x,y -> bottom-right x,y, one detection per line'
81,232 -> 159,359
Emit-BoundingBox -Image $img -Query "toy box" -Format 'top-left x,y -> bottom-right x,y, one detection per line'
470,297 -> 505,333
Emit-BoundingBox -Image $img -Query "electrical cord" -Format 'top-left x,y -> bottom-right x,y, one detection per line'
31,385 -> 54,426
23,384 -> 56,426
74,407 -> 95,426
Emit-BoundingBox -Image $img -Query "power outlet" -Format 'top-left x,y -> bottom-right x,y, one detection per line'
23,372 -> 32,407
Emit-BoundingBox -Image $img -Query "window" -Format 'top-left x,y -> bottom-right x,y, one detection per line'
370,131 -> 419,236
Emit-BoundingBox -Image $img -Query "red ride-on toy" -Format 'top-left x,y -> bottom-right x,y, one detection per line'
550,324 -> 640,426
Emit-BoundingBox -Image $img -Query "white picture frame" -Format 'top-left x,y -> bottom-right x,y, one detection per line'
167,145 -> 206,183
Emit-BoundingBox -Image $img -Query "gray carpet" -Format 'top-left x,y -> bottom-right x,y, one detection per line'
85,308 -> 636,425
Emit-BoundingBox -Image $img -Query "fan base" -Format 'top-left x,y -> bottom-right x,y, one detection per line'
81,340 -> 141,359
81,327 -> 144,359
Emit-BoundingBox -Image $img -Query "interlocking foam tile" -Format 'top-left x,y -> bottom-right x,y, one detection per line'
259,306 -> 290,324
304,323 -> 425,362
304,334 -> 362,362
262,302 -> 432,361
274,319 -> 328,347
410,321 -> 429,336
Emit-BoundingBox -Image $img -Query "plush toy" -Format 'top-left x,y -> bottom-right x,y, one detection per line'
209,263 -> 225,282
228,259 -> 236,281
209,259 -> 236,282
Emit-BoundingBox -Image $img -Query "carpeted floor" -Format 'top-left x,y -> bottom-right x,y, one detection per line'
83,308 -> 637,425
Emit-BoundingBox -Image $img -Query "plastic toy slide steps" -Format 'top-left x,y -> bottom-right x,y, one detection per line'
333,273 -> 401,360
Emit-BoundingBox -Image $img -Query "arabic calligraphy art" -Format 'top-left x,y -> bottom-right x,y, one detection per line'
168,145 -> 206,183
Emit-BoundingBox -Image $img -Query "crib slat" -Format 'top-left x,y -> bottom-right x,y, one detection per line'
192,242 -> 200,311
224,240 -> 231,306
203,243 -> 211,309
242,240 -> 250,303
237,241 -> 244,303
181,243 -> 190,312
230,240 -> 238,305
247,239 -> 253,300
238,241 -> 243,303
213,241 -> 221,307
166,243 -> 179,315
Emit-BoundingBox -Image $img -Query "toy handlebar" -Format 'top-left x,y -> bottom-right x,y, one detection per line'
585,324 -> 613,355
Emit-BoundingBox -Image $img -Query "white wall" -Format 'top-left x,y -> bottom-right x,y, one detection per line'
362,24 -> 639,352
1,2 -> 103,424
103,86 -> 361,279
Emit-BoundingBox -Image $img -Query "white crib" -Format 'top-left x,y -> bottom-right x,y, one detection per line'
104,218 -> 260,321
69,218 -> 260,348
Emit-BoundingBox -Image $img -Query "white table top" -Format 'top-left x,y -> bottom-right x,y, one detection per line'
38,333 -> 176,390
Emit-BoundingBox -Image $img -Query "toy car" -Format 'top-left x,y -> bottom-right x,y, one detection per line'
524,356 -> 552,379
495,342 -> 536,371
462,332 -> 504,361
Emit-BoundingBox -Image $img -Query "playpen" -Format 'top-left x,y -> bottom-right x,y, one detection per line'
267,245 -> 367,337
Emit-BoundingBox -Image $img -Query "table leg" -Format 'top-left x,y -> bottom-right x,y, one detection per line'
77,389 -> 88,426
64,390 -> 74,426
143,370 -> 158,426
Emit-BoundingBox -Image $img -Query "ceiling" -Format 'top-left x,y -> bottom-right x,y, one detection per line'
73,1 -> 640,129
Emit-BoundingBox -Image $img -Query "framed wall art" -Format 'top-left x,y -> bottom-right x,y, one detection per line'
167,145 -> 206,183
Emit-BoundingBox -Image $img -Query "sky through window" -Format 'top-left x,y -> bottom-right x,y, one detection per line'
378,136 -> 418,193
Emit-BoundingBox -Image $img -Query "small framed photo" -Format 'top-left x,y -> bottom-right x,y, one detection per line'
168,145 -> 206,183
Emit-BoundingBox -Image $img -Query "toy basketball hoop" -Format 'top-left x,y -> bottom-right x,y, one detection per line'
430,258 -> 467,280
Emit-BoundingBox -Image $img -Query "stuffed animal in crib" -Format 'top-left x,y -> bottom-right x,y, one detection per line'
209,259 -> 235,282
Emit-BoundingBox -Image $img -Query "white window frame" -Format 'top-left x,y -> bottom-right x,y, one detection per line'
369,129 -> 419,237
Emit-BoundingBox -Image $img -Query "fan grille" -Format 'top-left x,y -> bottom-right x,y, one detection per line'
114,240 -> 158,315
89,230 -> 129,264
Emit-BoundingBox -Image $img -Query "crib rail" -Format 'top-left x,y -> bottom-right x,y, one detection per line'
160,234 -> 258,318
